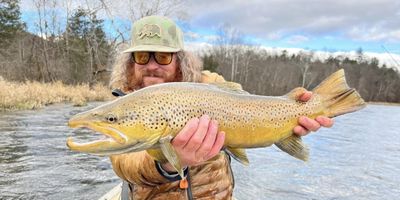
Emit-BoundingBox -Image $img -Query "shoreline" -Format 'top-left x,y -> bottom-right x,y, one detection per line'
367,102 -> 400,106
0,78 -> 114,112
1,78 -> 399,112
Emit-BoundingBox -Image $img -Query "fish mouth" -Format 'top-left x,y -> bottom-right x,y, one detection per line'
67,120 -> 128,154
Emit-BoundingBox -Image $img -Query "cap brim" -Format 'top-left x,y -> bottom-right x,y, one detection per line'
123,45 -> 182,53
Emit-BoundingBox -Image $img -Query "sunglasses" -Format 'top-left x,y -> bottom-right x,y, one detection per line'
132,52 -> 173,65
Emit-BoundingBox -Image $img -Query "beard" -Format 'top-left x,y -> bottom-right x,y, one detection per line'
134,68 -> 180,88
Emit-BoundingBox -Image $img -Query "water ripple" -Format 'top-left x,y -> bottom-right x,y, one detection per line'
0,103 -> 399,199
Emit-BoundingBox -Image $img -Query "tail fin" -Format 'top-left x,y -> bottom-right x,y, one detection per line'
313,69 -> 366,117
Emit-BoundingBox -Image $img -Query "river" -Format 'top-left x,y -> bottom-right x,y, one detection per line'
0,103 -> 399,199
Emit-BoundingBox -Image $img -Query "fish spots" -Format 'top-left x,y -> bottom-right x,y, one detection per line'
143,107 -> 164,130
116,83 -> 323,140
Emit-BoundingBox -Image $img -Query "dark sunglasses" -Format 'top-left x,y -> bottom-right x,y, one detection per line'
132,52 -> 173,65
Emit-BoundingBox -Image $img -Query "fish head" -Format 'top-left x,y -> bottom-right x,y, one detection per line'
67,98 -> 167,155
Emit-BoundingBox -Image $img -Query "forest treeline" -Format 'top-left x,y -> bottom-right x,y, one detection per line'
0,0 -> 112,84
1,0 -> 399,103
202,46 -> 400,102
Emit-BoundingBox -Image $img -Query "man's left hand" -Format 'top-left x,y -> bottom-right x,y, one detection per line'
293,91 -> 334,136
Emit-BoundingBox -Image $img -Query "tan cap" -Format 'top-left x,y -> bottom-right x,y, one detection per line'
123,16 -> 184,53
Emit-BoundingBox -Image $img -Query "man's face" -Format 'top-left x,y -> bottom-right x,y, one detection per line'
132,52 -> 180,88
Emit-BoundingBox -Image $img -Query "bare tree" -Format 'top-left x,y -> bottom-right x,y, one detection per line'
33,0 -> 58,82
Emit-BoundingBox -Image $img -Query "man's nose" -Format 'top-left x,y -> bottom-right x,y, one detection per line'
146,57 -> 160,70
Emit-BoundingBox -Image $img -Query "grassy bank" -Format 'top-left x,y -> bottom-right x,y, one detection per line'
0,77 -> 114,111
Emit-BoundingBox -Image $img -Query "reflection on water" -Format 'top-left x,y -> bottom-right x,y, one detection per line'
0,103 -> 399,199
232,104 -> 400,200
0,103 -> 119,200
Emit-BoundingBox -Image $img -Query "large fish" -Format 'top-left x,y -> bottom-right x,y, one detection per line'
67,69 -> 365,178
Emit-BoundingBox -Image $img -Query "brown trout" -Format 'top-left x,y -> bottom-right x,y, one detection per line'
67,69 -> 365,177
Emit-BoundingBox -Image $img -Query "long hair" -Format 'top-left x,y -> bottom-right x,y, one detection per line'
109,51 -> 203,92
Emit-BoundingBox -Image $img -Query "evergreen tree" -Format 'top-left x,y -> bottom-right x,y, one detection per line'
202,54 -> 219,72
0,0 -> 25,48
65,8 -> 110,83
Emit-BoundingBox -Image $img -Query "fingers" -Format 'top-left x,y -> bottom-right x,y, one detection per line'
298,116 -> 321,132
294,90 -> 335,136
316,116 -> 334,128
294,116 -> 335,136
171,115 -> 225,167
298,91 -> 313,102
196,119 -> 218,159
294,116 -> 320,136
204,131 -> 225,161
172,117 -> 199,148
183,115 -> 211,152
293,125 -> 309,136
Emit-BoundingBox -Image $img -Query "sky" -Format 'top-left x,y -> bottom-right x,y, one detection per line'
183,0 -> 400,53
19,0 -> 400,69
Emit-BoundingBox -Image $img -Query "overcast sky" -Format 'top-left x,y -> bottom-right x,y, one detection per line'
183,0 -> 400,54
20,0 -> 400,56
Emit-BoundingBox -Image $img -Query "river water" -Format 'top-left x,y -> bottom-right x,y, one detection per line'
0,103 -> 399,200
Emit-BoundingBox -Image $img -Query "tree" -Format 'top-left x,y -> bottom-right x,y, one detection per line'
65,8 -> 110,84
356,47 -> 364,64
0,0 -> 25,48
202,54 -> 219,72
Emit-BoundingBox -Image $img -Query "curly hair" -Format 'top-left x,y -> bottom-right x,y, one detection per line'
109,51 -> 203,92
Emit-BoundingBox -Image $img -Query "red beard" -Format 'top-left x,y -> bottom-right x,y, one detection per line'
135,68 -> 179,88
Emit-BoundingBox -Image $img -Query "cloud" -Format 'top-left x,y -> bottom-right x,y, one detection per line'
185,31 -> 201,40
19,0 -> 400,53
203,35 -> 219,42
185,0 -> 400,43
348,26 -> 400,43
285,35 -> 309,45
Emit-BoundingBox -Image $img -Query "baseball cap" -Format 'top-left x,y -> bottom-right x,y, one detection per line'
123,16 -> 184,53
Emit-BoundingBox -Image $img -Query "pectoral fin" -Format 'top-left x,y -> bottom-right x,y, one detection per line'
224,147 -> 249,165
146,149 -> 167,162
275,135 -> 309,161
159,136 -> 185,178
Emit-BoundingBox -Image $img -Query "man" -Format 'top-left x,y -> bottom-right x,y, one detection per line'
109,16 -> 333,200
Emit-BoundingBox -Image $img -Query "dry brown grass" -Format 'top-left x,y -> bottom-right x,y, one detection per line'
0,76 -> 115,111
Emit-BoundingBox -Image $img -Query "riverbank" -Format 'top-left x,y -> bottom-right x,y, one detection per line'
2,77 -> 399,112
368,102 -> 400,106
0,77 -> 114,111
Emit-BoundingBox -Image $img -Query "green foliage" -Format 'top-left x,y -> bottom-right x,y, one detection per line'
202,54 -> 219,72
65,8 -> 110,84
0,0 -> 25,47
67,8 -> 106,40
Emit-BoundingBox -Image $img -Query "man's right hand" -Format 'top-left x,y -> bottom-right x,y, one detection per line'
161,115 -> 225,172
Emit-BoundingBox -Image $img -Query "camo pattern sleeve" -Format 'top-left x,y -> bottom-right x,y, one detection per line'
110,152 -> 234,199
110,151 -> 170,186
201,70 -> 226,83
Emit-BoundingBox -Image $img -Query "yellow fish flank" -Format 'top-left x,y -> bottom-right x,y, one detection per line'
67,69 -> 365,177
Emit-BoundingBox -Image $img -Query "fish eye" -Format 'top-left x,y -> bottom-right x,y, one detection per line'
106,114 -> 118,123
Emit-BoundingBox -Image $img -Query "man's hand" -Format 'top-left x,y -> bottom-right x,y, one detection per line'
162,115 -> 225,172
294,91 -> 334,136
